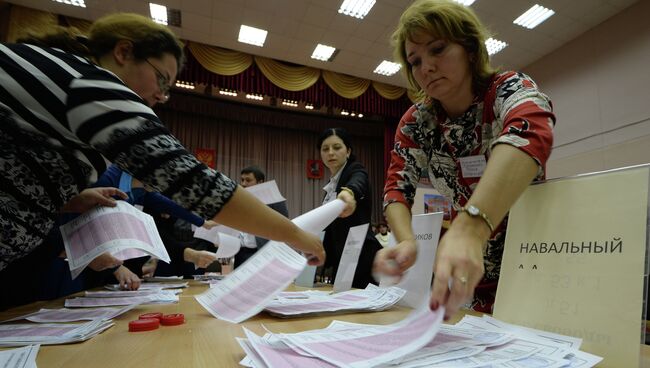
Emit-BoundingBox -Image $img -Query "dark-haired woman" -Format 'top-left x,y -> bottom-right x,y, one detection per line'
318,128 -> 382,289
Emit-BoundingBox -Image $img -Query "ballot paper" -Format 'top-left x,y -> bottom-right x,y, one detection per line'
0,319 -> 113,347
244,180 -> 286,205
105,281 -> 188,291
195,200 -> 346,323
195,241 -> 307,323
242,304 -> 444,368
292,199 -> 346,235
264,285 -> 406,318
65,290 -> 178,307
60,201 -> 170,279
237,312 -> 603,368
0,344 -> 39,368
2,305 -> 137,323
332,224 -> 368,293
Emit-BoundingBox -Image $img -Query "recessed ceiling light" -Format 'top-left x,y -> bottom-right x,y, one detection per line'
52,0 -> 86,8
338,0 -> 376,19
238,25 -> 268,47
452,0 -> 475,5
485,38 -> 508,55
311,44 -> 337,61
513,4 -> 555,29
373,60 -> 401,76
149,3 -> 168,25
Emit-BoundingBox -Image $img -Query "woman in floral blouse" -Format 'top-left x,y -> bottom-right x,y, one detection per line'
374,0 -> 555,319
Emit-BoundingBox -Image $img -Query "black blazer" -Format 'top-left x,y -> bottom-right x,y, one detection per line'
254,200 -> 289,248
323,160 -> 382,288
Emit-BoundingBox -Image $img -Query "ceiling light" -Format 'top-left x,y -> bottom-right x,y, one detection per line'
149,3 -> 168,25
238,25 -> 268,47
175,81 -> 195,90
357,113 -> 364,118
311,44 -> 337,61
338,0 -> 376,19
452,0 -> 475,5
485,38 -> 508,55
52,0 -> 86,7
373,60 -> 401,76
245,93 -> 264,101
219,89 -> 237,97
281,99 -> 298,107
513,4 -> 555,29
305,104 -> 315,110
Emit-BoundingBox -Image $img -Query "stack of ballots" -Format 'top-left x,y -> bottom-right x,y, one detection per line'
264,285 -> 406,318
0,319 -> 114,347
239,306 -> 603,367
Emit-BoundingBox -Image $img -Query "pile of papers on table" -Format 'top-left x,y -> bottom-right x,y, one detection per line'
238,307 -> 602,368
0,319 -> 114,347
264,285 -> 406,318
65,288 -> 179,307
0,345 -> 39,367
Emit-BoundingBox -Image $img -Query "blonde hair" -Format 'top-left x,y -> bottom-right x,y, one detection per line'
18,13 -> 184,69
391,0 -> 495,101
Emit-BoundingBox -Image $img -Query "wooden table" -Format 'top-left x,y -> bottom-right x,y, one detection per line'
1,282 -> 648,367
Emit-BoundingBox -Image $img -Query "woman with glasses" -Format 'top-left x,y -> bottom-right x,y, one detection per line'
0,13 -> 324,308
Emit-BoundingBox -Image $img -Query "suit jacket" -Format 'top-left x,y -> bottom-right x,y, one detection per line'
323,160 -> 382,288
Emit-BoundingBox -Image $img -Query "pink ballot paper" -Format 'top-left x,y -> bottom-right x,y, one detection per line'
195,200 -> 345,323
195,241 -> 306,323
60,201 -> 170,279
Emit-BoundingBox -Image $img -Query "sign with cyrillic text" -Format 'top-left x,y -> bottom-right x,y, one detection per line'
379,212 -> 443,308
333,224 -> 369,293
495,166 -> 649,368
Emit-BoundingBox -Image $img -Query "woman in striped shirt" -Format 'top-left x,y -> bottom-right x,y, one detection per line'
0,14 -> 324,289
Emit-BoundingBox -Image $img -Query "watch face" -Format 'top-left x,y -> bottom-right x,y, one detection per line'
467,205 -> 479,216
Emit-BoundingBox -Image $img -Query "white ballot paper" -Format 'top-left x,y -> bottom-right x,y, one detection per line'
292,199 -> 346,235
244,180 -> 286,205
333,224 -> 369,293
0,344 -> 39,368
195,241 -> 306,323
215,232 -> 242,258
60,201 -> 170,279
245,304 -> 444,368
195,200 -> 345,323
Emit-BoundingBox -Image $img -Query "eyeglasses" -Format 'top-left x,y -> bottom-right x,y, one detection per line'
145,59 -> 171,103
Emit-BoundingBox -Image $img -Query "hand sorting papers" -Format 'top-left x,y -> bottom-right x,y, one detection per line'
195,200 -> 346,323
264,285 -> 406,318
60,201 -> 170,279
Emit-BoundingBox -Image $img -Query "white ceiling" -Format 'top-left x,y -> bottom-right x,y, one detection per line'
7,0 -> 639,88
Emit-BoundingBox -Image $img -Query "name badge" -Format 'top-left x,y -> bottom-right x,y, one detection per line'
459,155 -> 487,178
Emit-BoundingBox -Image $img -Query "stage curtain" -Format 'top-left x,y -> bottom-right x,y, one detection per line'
188,42 -> 253,76
254,56 -> 320,92
322,70 -> 370,99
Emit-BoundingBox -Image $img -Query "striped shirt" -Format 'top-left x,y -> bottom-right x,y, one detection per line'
0,43 -> 236,271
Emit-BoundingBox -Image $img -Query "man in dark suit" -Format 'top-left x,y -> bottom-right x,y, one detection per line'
234,166 -> 289,267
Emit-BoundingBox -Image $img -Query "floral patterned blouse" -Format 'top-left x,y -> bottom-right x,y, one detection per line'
384,71 -> 555,284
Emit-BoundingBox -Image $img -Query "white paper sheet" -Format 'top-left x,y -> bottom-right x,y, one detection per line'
291,199 -> 345,235
244,180 -> 286,205
60,201 -> 170,279
333,224 -> 368,293
0,344 -> 39,368
394,212 -> 443,308
215,232 -> 241,258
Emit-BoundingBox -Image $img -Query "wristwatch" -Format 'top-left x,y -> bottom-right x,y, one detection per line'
458,204 -> 495,233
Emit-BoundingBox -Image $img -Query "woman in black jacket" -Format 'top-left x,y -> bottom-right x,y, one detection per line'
318,128 -> 383,288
